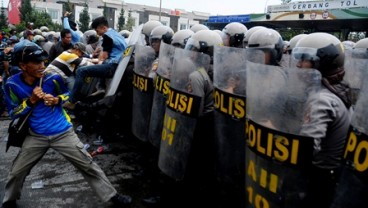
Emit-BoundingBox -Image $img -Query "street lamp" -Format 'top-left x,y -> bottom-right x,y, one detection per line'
264,0 -> 270,13
159,0 -> 162,22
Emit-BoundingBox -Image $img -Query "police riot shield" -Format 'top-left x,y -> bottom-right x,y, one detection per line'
158,48 -> 211,180
212,46 -> 255,206
245,59 -> 322,208
343,48 -> 368,107
131,44 -> 157,141
280,53 -> 291,68
148,42 -> 176,147
330,77 -> 368,208
105,24 -> 144,97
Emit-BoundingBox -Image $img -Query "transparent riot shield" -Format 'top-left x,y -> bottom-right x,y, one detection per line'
158,48 -> 211,180
330,77 -> 368,208
148,42 -> 176,148
343,48 -> 368,107
245,60 -> 322,208
280,53 -> 291,68
212,46 -> 255,206
105,24 -> 144,97
131,44 -> 157,141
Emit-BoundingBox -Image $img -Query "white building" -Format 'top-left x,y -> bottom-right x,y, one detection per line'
31,0 -> 210,31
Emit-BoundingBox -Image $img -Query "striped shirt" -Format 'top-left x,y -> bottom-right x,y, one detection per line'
47,51 -> 90,79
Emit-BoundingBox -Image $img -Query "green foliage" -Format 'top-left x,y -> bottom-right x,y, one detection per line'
124,10 -> 134,31
103,2 -> 108,17
19,0 -> 33,23
279,29 -> 305,41
31,11 -> 54,29
63,0 -> 75,21
117,3 -> 125,31
79,2 -> 90,32
0,8 -> 7,30
15,1 -> 63,33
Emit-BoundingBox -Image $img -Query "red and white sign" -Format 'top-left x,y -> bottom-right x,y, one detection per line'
310,12 -> 316,20
322,11 -> 329,19
8,0 -> 21,24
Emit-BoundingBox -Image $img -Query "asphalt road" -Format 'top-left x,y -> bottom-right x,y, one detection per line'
0,118 -> 163,208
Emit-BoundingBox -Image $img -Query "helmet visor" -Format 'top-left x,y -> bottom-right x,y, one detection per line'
292,47 -> 320,62
184,38 -> 200,52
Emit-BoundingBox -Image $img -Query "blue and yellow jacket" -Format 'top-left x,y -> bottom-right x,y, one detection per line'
4,72 -> 72,135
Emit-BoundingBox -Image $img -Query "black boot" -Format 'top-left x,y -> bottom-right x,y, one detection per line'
2,200 -> 17,208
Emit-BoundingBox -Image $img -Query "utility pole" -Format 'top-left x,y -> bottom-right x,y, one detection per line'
159,0 -> 162,22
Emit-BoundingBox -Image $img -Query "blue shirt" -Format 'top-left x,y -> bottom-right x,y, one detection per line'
104,28 -> 127,64
63,17 -> 81,44
5,72 -> 72,135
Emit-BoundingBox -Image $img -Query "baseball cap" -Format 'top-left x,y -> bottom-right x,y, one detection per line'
25,30 -> 34,37
6,35 -> 19,45
13,41 -> 48,64
73,42 -> 87,54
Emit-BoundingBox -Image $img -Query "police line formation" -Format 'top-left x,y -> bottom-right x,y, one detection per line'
2,18 -> 368,208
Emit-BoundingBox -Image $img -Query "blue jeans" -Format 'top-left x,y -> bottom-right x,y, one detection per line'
70,63 -> 118,103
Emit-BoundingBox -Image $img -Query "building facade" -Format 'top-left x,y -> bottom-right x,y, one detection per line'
10,0 -> 210,31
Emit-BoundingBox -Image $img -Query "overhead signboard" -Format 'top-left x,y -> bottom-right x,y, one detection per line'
267,0 -> 368,13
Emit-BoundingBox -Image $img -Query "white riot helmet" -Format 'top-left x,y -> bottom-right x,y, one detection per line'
33,29 -> 42,36
185,30 -> 223,57
354,38 -> 368,49
288,34 -> 308,53
351,38 -> 368,58
342,40 -> 355,50
33,35 -> 46,43
149,25 -> 174,44
47,31 -> 56,42
243,26 -> 266,47
213,29 -> 228,46
119,30 -> 131,38
40,26 -> 49,32
248,28 -> 284,65
190,24 -> 209,33
171,29 -> 194,48
293,32 -> 345,76
142,20 -> 163,38
222,22 -> 248,47
83,30 -> 97,44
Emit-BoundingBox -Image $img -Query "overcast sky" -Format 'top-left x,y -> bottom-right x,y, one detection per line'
124,0 -> 284,15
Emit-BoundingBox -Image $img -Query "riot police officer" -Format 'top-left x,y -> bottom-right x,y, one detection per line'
189,23 -> 209,33
222,22 -> 247,48
247,28 -> 284,66
142,20 -> 162,45
171,29 -> 194,48
292,32 -> 353,208
157,30 -> 222,207
243,26 -> 266,48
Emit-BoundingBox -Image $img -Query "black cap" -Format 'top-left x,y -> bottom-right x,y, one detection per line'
21,45 -> 48,63
13,43 -> 48,64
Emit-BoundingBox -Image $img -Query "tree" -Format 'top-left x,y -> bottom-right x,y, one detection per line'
0,7 -> 7,30
103,2 -> 108,18
31,11 -> 52,28
19,0 -> 33,23
15,2 -> 62,33
79,1 -> 90,32
117,3 -> 125,31
124,10 -> 134,31
63,0 -> 75,21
